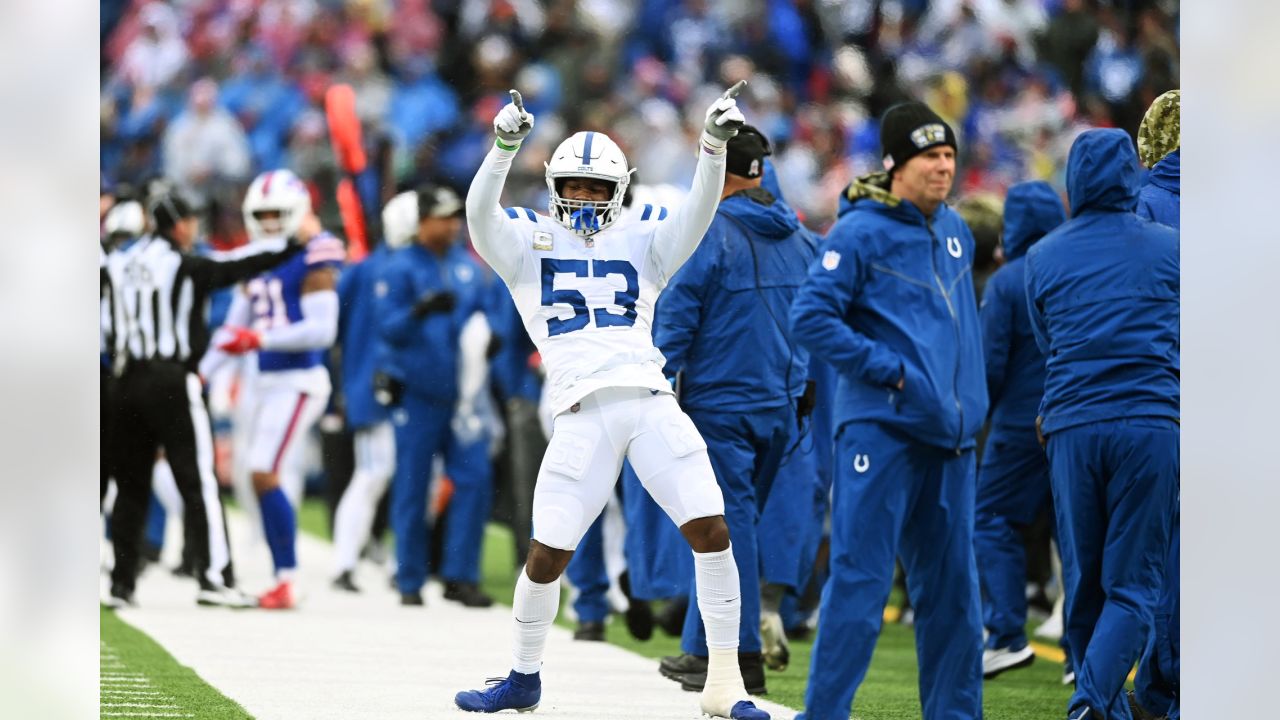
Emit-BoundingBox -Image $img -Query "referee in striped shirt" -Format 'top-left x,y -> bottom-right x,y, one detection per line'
103,192 -> 307,608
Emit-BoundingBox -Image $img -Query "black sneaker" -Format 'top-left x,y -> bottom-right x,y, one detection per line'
102,583 -> 135,609
676,652 -> 767,695
443,581 -> 494,608
659,653 -> 708,680
400,592 -> 424,606
1127,690 -> 1168,720
332,570 -> 360,593
171,561 -> 195,579
574,621 -> 606,641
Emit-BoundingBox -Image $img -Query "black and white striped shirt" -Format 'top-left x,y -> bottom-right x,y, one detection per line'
103,234 -> 301,374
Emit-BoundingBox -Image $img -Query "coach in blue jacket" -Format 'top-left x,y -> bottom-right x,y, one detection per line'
973,181 -> 1066,678
1132,89 -> 1180,720
1025,128 -> 1179,720
653,127 -> 818,696
378,184 -> 494,607
790,102 -> 987,720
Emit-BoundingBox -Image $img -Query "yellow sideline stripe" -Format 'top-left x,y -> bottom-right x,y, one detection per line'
883,607 -> 1137,682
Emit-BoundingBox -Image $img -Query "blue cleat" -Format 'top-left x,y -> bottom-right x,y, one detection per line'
454,670 -> 541,713
730,700 -> 770,720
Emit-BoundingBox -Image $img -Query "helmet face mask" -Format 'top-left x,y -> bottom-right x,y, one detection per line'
242,169 -> 311,241
545,131 -> 633,236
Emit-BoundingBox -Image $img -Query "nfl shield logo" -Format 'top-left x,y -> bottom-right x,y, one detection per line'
822,250 -> 841,271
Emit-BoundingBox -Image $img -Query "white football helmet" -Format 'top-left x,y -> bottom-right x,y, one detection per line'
242,169 -> 311,240
381,191 -> 418,250
103,200 -> 145,238
545,131 -> 633,235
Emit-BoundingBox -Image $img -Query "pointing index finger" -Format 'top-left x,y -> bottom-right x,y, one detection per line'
509,89 -> 526,116
721,80 -> 747,101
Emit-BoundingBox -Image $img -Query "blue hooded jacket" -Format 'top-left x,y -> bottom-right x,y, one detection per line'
1137,148 -> 1179,229
1025,129 -> 1180,434
377,241 -> 490,404
655,189 -> 818,412
338,245 -> 395,429
980,181 -> 1066,437
791,174 -> 988,451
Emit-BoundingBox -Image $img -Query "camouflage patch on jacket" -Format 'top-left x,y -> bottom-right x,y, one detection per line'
844,172 -> 901,207
1139,89 -> 1180,168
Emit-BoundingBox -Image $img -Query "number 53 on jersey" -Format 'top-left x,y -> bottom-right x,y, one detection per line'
541,258 -> 638,336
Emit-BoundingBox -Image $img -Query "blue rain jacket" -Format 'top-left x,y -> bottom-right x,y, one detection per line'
1025,129 -> 1180,434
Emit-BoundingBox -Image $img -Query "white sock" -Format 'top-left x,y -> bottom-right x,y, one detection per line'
511,568 -> 560,674
694,545 -> 747,704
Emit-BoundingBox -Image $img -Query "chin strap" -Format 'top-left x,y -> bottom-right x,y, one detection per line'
570,206 -> 600,233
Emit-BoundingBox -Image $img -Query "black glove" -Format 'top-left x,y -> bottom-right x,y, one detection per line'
485,333 -> 504,360
796,379 -> 817,428
412,290 -> 456,318
373,371 -> 405,407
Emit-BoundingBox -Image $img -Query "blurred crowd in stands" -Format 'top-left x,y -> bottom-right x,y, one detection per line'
101,0 -> 1179,243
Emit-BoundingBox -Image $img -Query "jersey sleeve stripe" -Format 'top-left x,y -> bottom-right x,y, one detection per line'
504,207 -> 519,219
523,208 -> 537,222
658,206 -> 668,220
641,204 -> 653,221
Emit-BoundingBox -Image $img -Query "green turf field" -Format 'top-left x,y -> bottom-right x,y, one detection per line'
295,499 -> 1072,719
100,606 -> 252,719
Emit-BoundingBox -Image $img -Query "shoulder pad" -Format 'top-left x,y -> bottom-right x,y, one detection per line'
638,204 -> 669,222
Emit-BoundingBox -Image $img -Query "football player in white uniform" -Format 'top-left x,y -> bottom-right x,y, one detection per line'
453,84 -> 768,720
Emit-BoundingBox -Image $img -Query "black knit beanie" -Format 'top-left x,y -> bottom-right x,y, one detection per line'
726,125 -> 772,179
880,102 -> 957,177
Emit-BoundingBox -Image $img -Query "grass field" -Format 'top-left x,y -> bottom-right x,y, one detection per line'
297,499 -> 1073,720
100,606 -> 252,719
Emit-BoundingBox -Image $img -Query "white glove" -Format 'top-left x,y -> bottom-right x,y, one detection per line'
494,89 -> 534,148
702,80 -> 747,149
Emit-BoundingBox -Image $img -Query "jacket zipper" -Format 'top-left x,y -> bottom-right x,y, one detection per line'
924,215 -> 965,453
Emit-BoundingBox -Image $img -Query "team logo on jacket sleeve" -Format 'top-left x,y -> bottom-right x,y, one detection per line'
822,250 -> 841,271
854,454 -> 870,473
946,236 -> 963,258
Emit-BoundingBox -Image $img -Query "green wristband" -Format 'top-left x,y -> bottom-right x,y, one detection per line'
495,138 -> 521,151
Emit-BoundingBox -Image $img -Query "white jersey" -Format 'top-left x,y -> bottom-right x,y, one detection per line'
467,142 -> 727,417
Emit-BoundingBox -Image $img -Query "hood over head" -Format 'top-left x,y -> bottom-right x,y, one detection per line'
1002,181 -> 1066,260
1066,129 -> 1140,216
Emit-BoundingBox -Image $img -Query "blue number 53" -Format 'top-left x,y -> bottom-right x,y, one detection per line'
540,258 -> 638,336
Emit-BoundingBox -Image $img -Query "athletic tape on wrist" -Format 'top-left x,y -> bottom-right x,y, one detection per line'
495,138 -> 521,152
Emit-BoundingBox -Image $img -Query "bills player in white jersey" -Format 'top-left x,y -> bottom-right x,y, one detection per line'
454,85 -> 768,720
206,169 -> 343,609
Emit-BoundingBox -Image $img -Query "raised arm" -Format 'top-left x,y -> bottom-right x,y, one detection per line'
649,82 -> 747,283
466,90 -> 535,284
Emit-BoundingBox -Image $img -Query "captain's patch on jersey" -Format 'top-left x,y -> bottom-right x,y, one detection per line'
822,250 -> 841,271
533,231 -> 553,251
